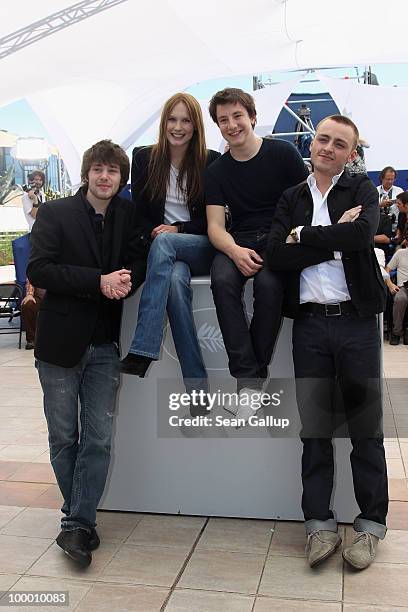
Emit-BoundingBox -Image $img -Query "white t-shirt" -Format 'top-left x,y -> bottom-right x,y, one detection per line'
163,166 -> 191,226
22,190 -> 45,231
387,248 -> 408,287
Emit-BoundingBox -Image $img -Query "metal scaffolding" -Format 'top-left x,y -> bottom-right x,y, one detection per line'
0,0 -> 129,61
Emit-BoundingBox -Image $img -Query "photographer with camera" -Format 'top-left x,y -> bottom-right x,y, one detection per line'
377,166 -> 403,233
22,170 -> 46,231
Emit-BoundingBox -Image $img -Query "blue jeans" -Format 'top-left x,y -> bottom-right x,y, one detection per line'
36,343 -> 120,532
129,233 -> 214,390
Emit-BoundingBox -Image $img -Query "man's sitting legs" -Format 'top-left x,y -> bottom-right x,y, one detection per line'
211,252 -> 282,390
391,285 -> 408,345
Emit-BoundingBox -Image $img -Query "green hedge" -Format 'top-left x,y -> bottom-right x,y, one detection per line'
0,231 -> 26,266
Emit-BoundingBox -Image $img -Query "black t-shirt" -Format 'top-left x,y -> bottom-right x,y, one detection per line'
81,191 -> 116,345
376,212 -> 393,239
397,211 -> 407,234
205,138 -> 308,233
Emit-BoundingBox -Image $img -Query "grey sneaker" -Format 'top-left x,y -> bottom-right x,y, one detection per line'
235,388 -> 261,426
305,530 -> 342,567
343,531 -> 379,570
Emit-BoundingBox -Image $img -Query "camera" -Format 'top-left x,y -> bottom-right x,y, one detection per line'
22,182 -> 39,195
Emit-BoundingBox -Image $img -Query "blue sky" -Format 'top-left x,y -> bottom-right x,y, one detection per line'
0,64 -> 407,141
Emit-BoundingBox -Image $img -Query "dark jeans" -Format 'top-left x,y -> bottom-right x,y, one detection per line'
36,343 -> 120,532
211,250 -> 283,389
293,311 -> 388,538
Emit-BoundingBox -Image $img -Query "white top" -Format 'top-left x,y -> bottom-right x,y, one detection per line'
374,247 -> 388,280
163,165 -> 191,225
299,173 -> 351,304
387,248 -> 408,287
22,190 -> 45,231
376,184 -> 403,201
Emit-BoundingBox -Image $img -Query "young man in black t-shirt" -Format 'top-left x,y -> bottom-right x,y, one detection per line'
206,88 -> 308,418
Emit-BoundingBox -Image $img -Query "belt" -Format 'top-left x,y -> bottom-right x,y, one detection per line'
300,301 -> 355,317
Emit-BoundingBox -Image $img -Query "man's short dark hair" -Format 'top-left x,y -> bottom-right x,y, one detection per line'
208,88 -> 257,125
28,170 -> 45,184
81,140 -> 130,189
379,166 -> 397,182
397,191 -> 408,205
316,115 -> 359,149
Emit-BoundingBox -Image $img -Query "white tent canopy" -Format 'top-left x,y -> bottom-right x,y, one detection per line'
316,74 -> 408,171
1,0 -> 407,181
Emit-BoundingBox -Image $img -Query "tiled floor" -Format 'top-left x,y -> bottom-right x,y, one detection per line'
0,333 -> 407,611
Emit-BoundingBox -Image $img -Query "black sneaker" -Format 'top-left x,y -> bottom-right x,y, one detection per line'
120,354 -> 153,376
56,529 -> 92,567
186,389 -> 211,417
390,334 -> 400,345
88,527 -> 100,551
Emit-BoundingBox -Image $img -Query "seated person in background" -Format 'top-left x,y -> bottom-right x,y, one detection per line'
21,279 -> 45,349
206,88 -> 308,417
374,207 -> 393,260
120,93 -> 220,410
374,247 -> 400,296
377,166 -> 403,233
386,244 -> 408,345
393,191 -> 408,247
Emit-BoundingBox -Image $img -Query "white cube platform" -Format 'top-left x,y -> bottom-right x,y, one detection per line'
100,278 -> 359,521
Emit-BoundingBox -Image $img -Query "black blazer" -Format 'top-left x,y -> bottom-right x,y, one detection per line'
27,189 -> 146,367
266,172 -> 386,318
131,146 -> 220,244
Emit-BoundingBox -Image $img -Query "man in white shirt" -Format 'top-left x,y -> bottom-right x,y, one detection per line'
22,170 -> 46,231
267,115 -> 387,571
377,166 -> 403,232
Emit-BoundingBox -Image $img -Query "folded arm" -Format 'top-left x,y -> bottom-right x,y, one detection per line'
299,180 -> 379,252
266,192 -> 334,271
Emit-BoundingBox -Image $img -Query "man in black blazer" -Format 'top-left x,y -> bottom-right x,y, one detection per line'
28,140 -> 145,567
267,116 -> 388,571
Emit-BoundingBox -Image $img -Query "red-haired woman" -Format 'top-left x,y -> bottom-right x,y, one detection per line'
121,93 -> 219,410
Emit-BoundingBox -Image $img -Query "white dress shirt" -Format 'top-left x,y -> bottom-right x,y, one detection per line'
299,173 -> 351,304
